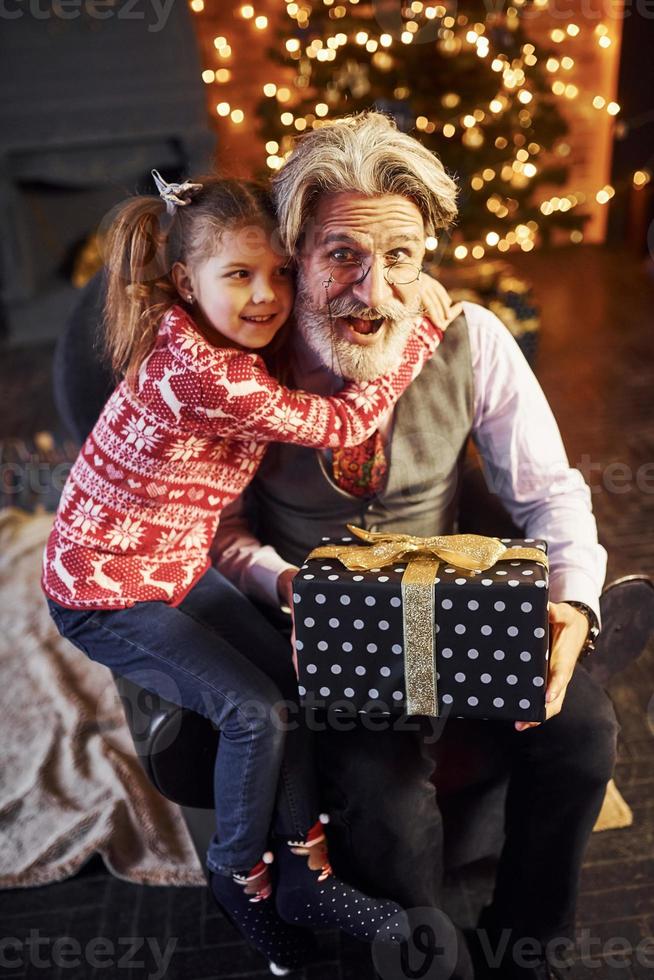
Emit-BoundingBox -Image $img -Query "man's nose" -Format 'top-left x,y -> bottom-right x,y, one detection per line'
351,256 -> 393,309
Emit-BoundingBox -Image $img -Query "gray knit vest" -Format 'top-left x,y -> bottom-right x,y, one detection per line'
248,313 -> 474,567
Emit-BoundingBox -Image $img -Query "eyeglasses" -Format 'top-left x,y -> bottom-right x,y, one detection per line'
324,258 -> 422,288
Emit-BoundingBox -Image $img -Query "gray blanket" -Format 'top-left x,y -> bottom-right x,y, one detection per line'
0,508 -> 204,888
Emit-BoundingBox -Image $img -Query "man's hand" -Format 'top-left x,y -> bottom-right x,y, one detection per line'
514,601 -> 590,732
277,567 -> 300,677
277,566 -> 299,609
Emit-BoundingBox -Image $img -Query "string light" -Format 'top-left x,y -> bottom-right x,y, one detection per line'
190,0 -> 627,258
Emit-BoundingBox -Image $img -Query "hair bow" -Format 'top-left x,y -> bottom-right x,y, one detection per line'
151,169 -> 203,215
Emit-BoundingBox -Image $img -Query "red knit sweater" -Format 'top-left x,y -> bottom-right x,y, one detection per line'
42,305 -> 442,609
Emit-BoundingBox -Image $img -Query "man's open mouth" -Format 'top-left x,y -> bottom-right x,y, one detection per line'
342,315 -> 385,335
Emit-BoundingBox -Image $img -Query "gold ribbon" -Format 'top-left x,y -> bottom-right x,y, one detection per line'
308,525 -> 549,717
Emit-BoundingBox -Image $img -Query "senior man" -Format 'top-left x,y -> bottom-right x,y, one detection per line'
211,112 -> 619,979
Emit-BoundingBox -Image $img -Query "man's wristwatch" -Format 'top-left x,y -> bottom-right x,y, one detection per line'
563,601 -> 600,658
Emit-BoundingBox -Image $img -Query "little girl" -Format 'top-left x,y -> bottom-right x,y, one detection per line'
43,172 -> 447,972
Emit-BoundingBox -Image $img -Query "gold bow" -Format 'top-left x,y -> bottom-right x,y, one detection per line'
307,525 -> 548,717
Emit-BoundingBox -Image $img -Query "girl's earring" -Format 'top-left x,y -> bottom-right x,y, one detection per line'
187,295 -> 194,304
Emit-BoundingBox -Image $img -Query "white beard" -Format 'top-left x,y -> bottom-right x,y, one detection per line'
293,276 -> 421,382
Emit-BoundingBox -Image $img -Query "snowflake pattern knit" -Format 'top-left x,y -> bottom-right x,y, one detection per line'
42,305 -> 443,610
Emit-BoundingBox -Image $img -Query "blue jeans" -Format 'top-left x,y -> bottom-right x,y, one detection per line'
46,567 -> 317,876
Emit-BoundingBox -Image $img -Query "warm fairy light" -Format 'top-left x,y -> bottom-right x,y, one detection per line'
231,109 -> 245,123
454,245 -> 468,259
425,236 -> 438,250
401,31 -> 413,43
216,102 -> 230,116
552,81 -> 565,96
190,0 -> 204,12
561,56 -> 574,69
265,140 -> 279,153
489,99 -> 503,113
416,116 -> 429,130
564,85 -> 578,99
217,44 -> 232,58
607,102 -> 620,115
202,69 -> 215,83
596,185 -> 614,204
214,36 -> 227,49
546,57 -> 559,71
295,118 -> 307,130
240,4 -> 254,17
281,112 -> 294,125
471,177 -> 484,190
486,232 -> 500,246
567,23 -> 580,36
599,35 -> 611,48
442,124 -> 456,138
263,83 -> 277,96
380,33 -> 392,46
518,90 -> 533,104
216,69 -> 230,82
523,163 -> 537,178
315,103 -> 329,116
255,15 -> 268,29
633,170 -> 651,187
277,87 -> 292,102
570,231 -> 583,243
355,31 -> 368,44
472,245 -> 485,259
593,95 -> 606,109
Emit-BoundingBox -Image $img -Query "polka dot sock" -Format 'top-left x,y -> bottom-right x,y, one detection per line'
209,856 -> 317,971
274,817 -> 409,943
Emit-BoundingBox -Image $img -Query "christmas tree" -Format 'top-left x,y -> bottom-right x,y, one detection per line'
256,0 -> 589,263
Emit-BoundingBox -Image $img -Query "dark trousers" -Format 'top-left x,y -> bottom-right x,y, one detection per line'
309,662 -> 620,946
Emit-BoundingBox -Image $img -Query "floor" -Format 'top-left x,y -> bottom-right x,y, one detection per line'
0,244 -> 652,979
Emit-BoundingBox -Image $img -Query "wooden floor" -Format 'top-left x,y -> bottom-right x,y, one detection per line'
0,244 -> 652,978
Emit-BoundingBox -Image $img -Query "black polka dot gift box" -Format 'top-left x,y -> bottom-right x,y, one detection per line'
292,525 -> 549,722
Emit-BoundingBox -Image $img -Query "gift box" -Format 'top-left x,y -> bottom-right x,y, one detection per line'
292,526 -> 549,722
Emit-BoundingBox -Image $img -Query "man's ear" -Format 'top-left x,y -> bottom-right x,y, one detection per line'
171,261 -> 193,301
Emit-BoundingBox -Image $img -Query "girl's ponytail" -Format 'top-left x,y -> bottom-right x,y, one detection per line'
103,196 -> 177,386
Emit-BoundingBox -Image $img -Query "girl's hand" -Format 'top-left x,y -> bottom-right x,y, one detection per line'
394,271 -> 462,333
418,272 -> 463,332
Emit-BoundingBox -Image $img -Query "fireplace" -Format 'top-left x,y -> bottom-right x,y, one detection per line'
0,0 -> 215,346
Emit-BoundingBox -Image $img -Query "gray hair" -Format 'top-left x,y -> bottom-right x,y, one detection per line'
271,111 -> 459,254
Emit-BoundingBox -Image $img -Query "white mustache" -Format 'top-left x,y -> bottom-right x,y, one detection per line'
325,301 -> 419,322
